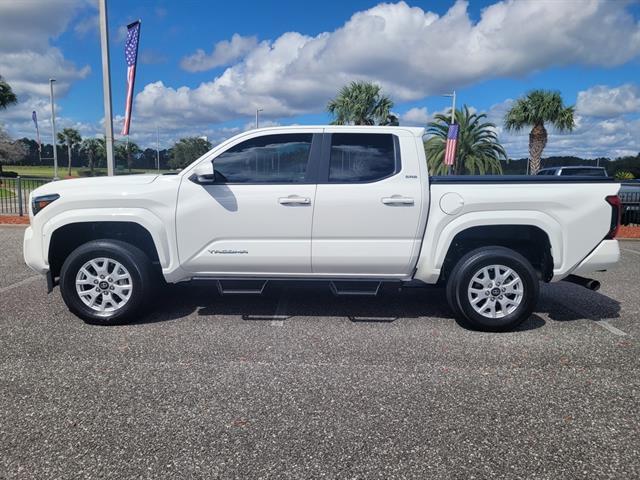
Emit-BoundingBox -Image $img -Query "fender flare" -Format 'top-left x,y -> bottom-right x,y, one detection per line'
42,208 -> 174,269
414,210 -> 562,284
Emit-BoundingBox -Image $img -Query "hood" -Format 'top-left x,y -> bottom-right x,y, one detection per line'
31,174 -> 159,197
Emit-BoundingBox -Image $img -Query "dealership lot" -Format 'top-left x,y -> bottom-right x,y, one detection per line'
1,225 -> 639,479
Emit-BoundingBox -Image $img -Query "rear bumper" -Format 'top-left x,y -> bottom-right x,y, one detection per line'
570,239 -> 620,276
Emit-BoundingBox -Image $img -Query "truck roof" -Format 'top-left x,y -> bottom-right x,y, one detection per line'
251,125 -> 426,136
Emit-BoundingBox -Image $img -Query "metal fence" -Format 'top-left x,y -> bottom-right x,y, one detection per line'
0,177 -> 52,216
620,190 -> 640,226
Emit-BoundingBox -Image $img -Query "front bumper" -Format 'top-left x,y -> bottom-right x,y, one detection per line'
23,226 -> 48,275
571,239 -> 620,276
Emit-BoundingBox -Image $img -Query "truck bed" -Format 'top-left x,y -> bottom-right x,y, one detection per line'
431,175 -> 616,184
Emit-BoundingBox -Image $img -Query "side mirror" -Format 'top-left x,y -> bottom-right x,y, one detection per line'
191,161 -> 215,184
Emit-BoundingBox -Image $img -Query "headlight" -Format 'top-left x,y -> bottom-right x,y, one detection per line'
32,194 -> 60,215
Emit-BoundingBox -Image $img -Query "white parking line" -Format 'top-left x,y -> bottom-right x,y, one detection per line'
622,248 -> 640,256
593,320 -> 628,336
0,275 -> 41,294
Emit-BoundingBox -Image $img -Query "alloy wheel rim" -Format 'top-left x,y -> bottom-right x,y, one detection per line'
467,264 -> 524,319
75,257 -> 133,316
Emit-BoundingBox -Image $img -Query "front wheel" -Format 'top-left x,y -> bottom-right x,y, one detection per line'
59,240 -> 154,325
446,247 -> 539,331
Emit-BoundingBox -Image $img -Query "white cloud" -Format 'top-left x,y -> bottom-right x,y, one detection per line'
0,0 -> 91,98
400,107 -> 430,126
576,84 -> 640,117
180,34 -> 259,72
136,0 -> 640,130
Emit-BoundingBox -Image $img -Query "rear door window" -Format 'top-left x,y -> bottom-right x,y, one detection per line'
328,133 -> 398,183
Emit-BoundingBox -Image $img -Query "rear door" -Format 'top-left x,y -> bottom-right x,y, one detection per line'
176,130 -> 321,275
311,130 -> 423,277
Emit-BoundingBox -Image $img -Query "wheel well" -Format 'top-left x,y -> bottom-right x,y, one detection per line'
440,225 -> 553,283
48,222 -> 160,279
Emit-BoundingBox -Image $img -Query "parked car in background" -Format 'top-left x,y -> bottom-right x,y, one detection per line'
23,126 -> 622,332
537,166 -> 608,177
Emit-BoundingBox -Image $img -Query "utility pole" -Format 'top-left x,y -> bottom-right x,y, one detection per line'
99,0 -> 115,176
49,79 -> 58,180
256,108 -> 263,129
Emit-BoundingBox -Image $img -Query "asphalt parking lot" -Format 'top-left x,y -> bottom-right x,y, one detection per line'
1,225 -> 639,479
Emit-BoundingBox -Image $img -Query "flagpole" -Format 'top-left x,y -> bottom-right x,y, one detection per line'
49,79 -> 59,180
443,90 -> 456,175
99,0 -> 115,176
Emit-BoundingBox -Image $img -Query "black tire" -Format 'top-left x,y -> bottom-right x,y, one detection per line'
59,240 -> 154,325
445,246 -> 539,332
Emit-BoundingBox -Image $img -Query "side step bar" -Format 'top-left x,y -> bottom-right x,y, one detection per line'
190,278 -> 397,296
216,280 -> 268,295
329,281 -> 382,296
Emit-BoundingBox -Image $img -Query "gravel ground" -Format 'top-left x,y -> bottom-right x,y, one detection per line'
1,226 -> 639,479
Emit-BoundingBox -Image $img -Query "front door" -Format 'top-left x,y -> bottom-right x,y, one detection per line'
176,131 -> 320,275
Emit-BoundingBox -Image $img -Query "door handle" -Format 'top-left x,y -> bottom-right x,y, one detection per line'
279,195 -> 311,205
381,195 -> 414,206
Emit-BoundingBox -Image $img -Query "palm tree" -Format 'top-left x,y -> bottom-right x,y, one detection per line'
425,105 -> 506,176
57,128 -> 82,177
80,137 -> 105,175
115,141 -> 140,172
0,76 -> 17,110
327,81 -> 396,125
504,90 -> 575,175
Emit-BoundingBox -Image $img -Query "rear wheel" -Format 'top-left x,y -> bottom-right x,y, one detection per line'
446,247 -> 539,331
60,240 -> 154,325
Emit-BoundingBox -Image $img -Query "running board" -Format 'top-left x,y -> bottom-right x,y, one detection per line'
216,280 -> 268,295
329,281 -> 382,296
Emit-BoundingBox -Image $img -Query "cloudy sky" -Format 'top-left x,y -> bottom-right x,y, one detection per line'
0,0 -> 639,158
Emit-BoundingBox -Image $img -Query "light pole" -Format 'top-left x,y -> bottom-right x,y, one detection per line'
99,0 -> 115,176
255,108 -> 263,129
442,90 -> 456,124
49,79 -> 59,180
442,91 -> 457,175
156,125 -> 160,173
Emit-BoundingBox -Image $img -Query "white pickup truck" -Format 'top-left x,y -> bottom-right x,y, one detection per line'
23,126 -> 621,331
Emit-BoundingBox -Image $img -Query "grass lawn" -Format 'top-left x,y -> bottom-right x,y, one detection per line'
2,165 -> 169,178
0,187 -> 15,198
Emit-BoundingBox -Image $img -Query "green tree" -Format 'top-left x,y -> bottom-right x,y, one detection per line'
425,105 -> 506,176
504,90 -> 575,175
169,137 -> 212,169
327,81 -> 396,125
0,76 -> 17,110
57,128 -> 82,177
0,128 -> 26,176
115,141 -> 141,172
80,137 -> 106,175
614,170 -> 635,180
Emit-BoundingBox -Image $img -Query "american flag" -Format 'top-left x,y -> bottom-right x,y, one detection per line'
444,123 -> 458,167
121,20 -> 141,136
31,111 -> 41,152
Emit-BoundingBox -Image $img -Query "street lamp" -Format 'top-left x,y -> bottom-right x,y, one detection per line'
49,78 -> 59,180
256,108 -> 263,129
442,91 -> 456,124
